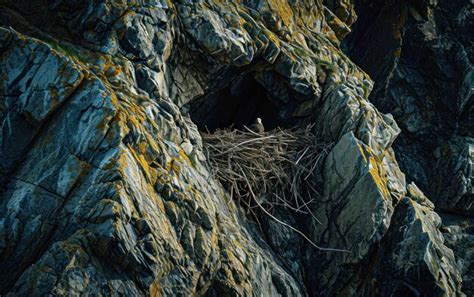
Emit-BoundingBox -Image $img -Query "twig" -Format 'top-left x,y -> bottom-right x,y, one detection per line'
201,125 -> 346,252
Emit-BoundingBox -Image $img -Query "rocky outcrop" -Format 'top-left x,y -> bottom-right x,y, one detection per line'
441,213 -> 474,295
344,0 -> 473,216
0,0 -> 470,296
343,1 -> 473,294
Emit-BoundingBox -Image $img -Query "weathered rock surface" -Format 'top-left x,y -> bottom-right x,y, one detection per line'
344,0 -> 473,216
441,213 -> 474,295
0,0 -> 471,296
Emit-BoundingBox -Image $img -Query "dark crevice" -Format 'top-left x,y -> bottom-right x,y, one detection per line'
187,73 -> 283,132
0,1 -> 73,43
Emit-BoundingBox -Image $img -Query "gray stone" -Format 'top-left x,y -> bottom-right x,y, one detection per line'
0,0 -> 470,295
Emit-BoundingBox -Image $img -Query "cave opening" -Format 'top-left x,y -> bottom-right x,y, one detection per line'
186,71 -> 331,253
187,74 -> 283,132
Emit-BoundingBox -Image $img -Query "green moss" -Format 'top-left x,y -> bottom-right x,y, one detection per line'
361,83 -> 371,99
293,46 -> 309,59
44,38 -> 90,65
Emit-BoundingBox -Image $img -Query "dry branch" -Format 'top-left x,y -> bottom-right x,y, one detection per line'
201,125 -> 348,252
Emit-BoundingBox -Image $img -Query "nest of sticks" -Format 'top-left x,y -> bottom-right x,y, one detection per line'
201,125 -> 334,242
201,125 -> 350,252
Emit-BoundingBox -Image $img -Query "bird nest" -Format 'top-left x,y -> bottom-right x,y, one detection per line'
201,125 -> 332,236
201,125 -> 351,252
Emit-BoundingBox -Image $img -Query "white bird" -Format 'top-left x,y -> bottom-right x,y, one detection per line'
250,117 -> 265,134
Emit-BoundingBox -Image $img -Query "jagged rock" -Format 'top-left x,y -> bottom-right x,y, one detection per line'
0,0 -> 469,295
344,0 -> 473,215
441,213 -> 474,296
0,27 -> 84,176
365,197 -> 463,296
0,26 -> 302,296
304,131 -> 406,294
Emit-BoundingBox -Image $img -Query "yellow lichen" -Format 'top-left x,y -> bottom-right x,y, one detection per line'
149,281 -> 162,297
368,155 -> 390,199
394,48 -> 401,57
357,143 -> 391,199
269,0 -> 294,27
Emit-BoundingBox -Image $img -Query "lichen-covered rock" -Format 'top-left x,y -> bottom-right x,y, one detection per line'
0,27 -> 302,296
0,0 -> 469,295
303,131 -> 406,294
0,27 -> 84,177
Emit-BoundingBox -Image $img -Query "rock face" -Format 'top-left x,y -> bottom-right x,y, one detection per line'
0,0 -> 471,296
344,0 -> 473,216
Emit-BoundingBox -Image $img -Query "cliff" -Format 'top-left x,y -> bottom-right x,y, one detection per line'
0,0 -> 471,296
